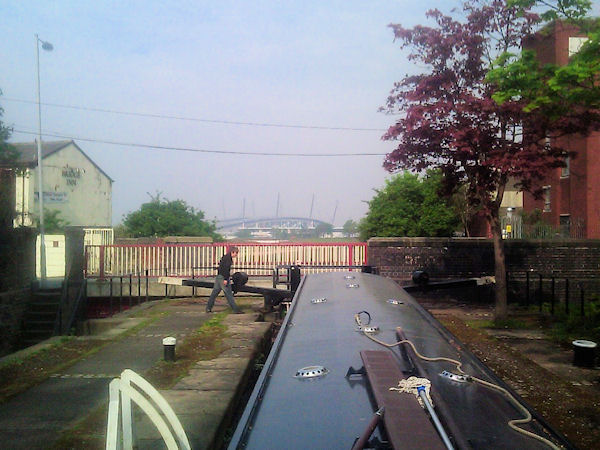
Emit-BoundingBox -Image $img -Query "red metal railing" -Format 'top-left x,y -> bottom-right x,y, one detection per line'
84,242 -> 367,279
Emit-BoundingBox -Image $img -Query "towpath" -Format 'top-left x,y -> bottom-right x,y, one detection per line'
0,297 -> 270,449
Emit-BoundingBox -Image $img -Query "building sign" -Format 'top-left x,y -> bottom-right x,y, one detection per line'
62,165 -> 85,186
34,191 -> 68,203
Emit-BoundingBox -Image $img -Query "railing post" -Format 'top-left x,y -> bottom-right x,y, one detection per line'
109,277 -> 114,316
565,278 -> 569,315
83,246 -> 88,278
525,271 -> 530,307
551,276 -> 555,316
348,245 -> 354,272
138,271 -> 141,305
119,276 -> 123,312
538,273 -> 543,312
506,271 -> 510,304
99,245 -> 106,280
192,267 -> 196,298
145,269 -> 149,303
580,284 -> 585,317
165,267 -> 169,299
129,274 -> 133,309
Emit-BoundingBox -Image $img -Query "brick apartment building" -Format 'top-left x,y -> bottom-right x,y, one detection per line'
522,22 -> 600,238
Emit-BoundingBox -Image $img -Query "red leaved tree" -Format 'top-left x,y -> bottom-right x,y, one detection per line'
382,1 -> 578,319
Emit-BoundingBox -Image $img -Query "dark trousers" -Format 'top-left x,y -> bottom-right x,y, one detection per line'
206,275 -> 240,312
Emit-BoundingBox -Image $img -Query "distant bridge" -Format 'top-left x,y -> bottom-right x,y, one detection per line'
216,217 -> 330,231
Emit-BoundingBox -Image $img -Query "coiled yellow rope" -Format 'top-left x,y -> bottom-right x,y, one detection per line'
354,313 -> 561,450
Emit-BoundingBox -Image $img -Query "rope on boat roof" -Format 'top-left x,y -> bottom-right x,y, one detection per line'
354,311 -> 561,450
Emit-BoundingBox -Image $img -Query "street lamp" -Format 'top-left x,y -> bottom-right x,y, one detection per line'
35,34 -> 53,286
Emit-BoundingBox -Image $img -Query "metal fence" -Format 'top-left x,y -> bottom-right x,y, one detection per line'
84,242 -> 368,279
507,270 -> 600,316
502,216 -> 588,239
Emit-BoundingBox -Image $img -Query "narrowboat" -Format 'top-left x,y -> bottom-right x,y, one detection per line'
228,271 -> 570,449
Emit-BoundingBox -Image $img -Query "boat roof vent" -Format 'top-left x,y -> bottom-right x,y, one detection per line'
294,366 -> 329,379
387,299 -> 404,305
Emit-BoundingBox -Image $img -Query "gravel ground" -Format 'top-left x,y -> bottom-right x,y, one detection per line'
418,298 -> 600,450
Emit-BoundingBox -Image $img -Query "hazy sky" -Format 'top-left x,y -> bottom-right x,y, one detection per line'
2,1 -> 598,226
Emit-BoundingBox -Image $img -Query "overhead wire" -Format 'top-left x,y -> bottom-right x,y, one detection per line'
11,128 -> 387,157
2,97 -> 387,132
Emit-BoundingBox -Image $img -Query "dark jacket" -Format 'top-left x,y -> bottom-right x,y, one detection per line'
217,253 -> 234,279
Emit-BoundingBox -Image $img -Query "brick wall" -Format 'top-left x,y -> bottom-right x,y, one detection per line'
0,228 -> 37,356
0,289 -> 30,355
368,237 -> 600,282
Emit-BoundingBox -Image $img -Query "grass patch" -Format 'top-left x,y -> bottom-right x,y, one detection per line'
0,313 -> 164,405
144,312 -> 228,388
51,404 -> 107,450
53,312 -> 231,448
0,338 -> 107,404
465,317 -> 531,330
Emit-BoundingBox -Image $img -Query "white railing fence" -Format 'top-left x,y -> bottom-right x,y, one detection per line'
85,242 -> 367,279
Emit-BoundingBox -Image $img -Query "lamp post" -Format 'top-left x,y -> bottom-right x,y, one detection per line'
35,34 -> 53,286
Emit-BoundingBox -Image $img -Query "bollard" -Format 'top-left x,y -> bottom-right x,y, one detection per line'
572,340 -> 596,368
163,337 -> 177,362
412,270 -> 429,286
289,265 -> 301,292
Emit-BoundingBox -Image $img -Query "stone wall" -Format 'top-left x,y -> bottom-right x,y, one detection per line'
0,227 -> 36,355
368,237 -> 600,282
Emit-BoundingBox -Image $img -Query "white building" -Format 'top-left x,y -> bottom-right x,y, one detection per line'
12,140 -> 112,228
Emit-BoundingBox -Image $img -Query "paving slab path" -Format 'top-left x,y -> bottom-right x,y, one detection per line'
0,298 -> 271,450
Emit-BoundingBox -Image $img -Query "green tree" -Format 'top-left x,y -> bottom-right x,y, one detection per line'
113,223 -> 132,239
1,92 -> 20,228
36,209 -> 69,233
358,171 -> 459,241
315,222 -> 334,238
122,194 -> 221,239
488,1 -> 600,127
271,228 -> 290,240
342,219 -> 358,237
0,92 -> 19,165
235,228 -> 252,239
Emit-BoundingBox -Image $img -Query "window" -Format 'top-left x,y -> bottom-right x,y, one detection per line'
559,215 -> 570,238
569,37 -> 589,57
561,155 -> 570,178
543,185 -> 551,212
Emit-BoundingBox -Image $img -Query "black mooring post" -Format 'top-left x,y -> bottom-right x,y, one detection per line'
551,277 -> 555,316
580,285 -> 585,317
525,271 -> 530,307
290,265 -> 301,293
119,276 -> 123,312
565,278 -> 570,315
192,267 -> 196,298
165,267 -> 168,298
129,274 -> 133,309
109,277 -> 113,316
538,274 -> 543,312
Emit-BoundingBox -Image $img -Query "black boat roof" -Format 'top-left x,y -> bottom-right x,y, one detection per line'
229,272 -> 570,449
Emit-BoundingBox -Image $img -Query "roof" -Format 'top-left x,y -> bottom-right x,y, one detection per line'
10,140 -> 113,182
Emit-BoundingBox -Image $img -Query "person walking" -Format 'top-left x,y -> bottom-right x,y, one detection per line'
206,246 -> 242,313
